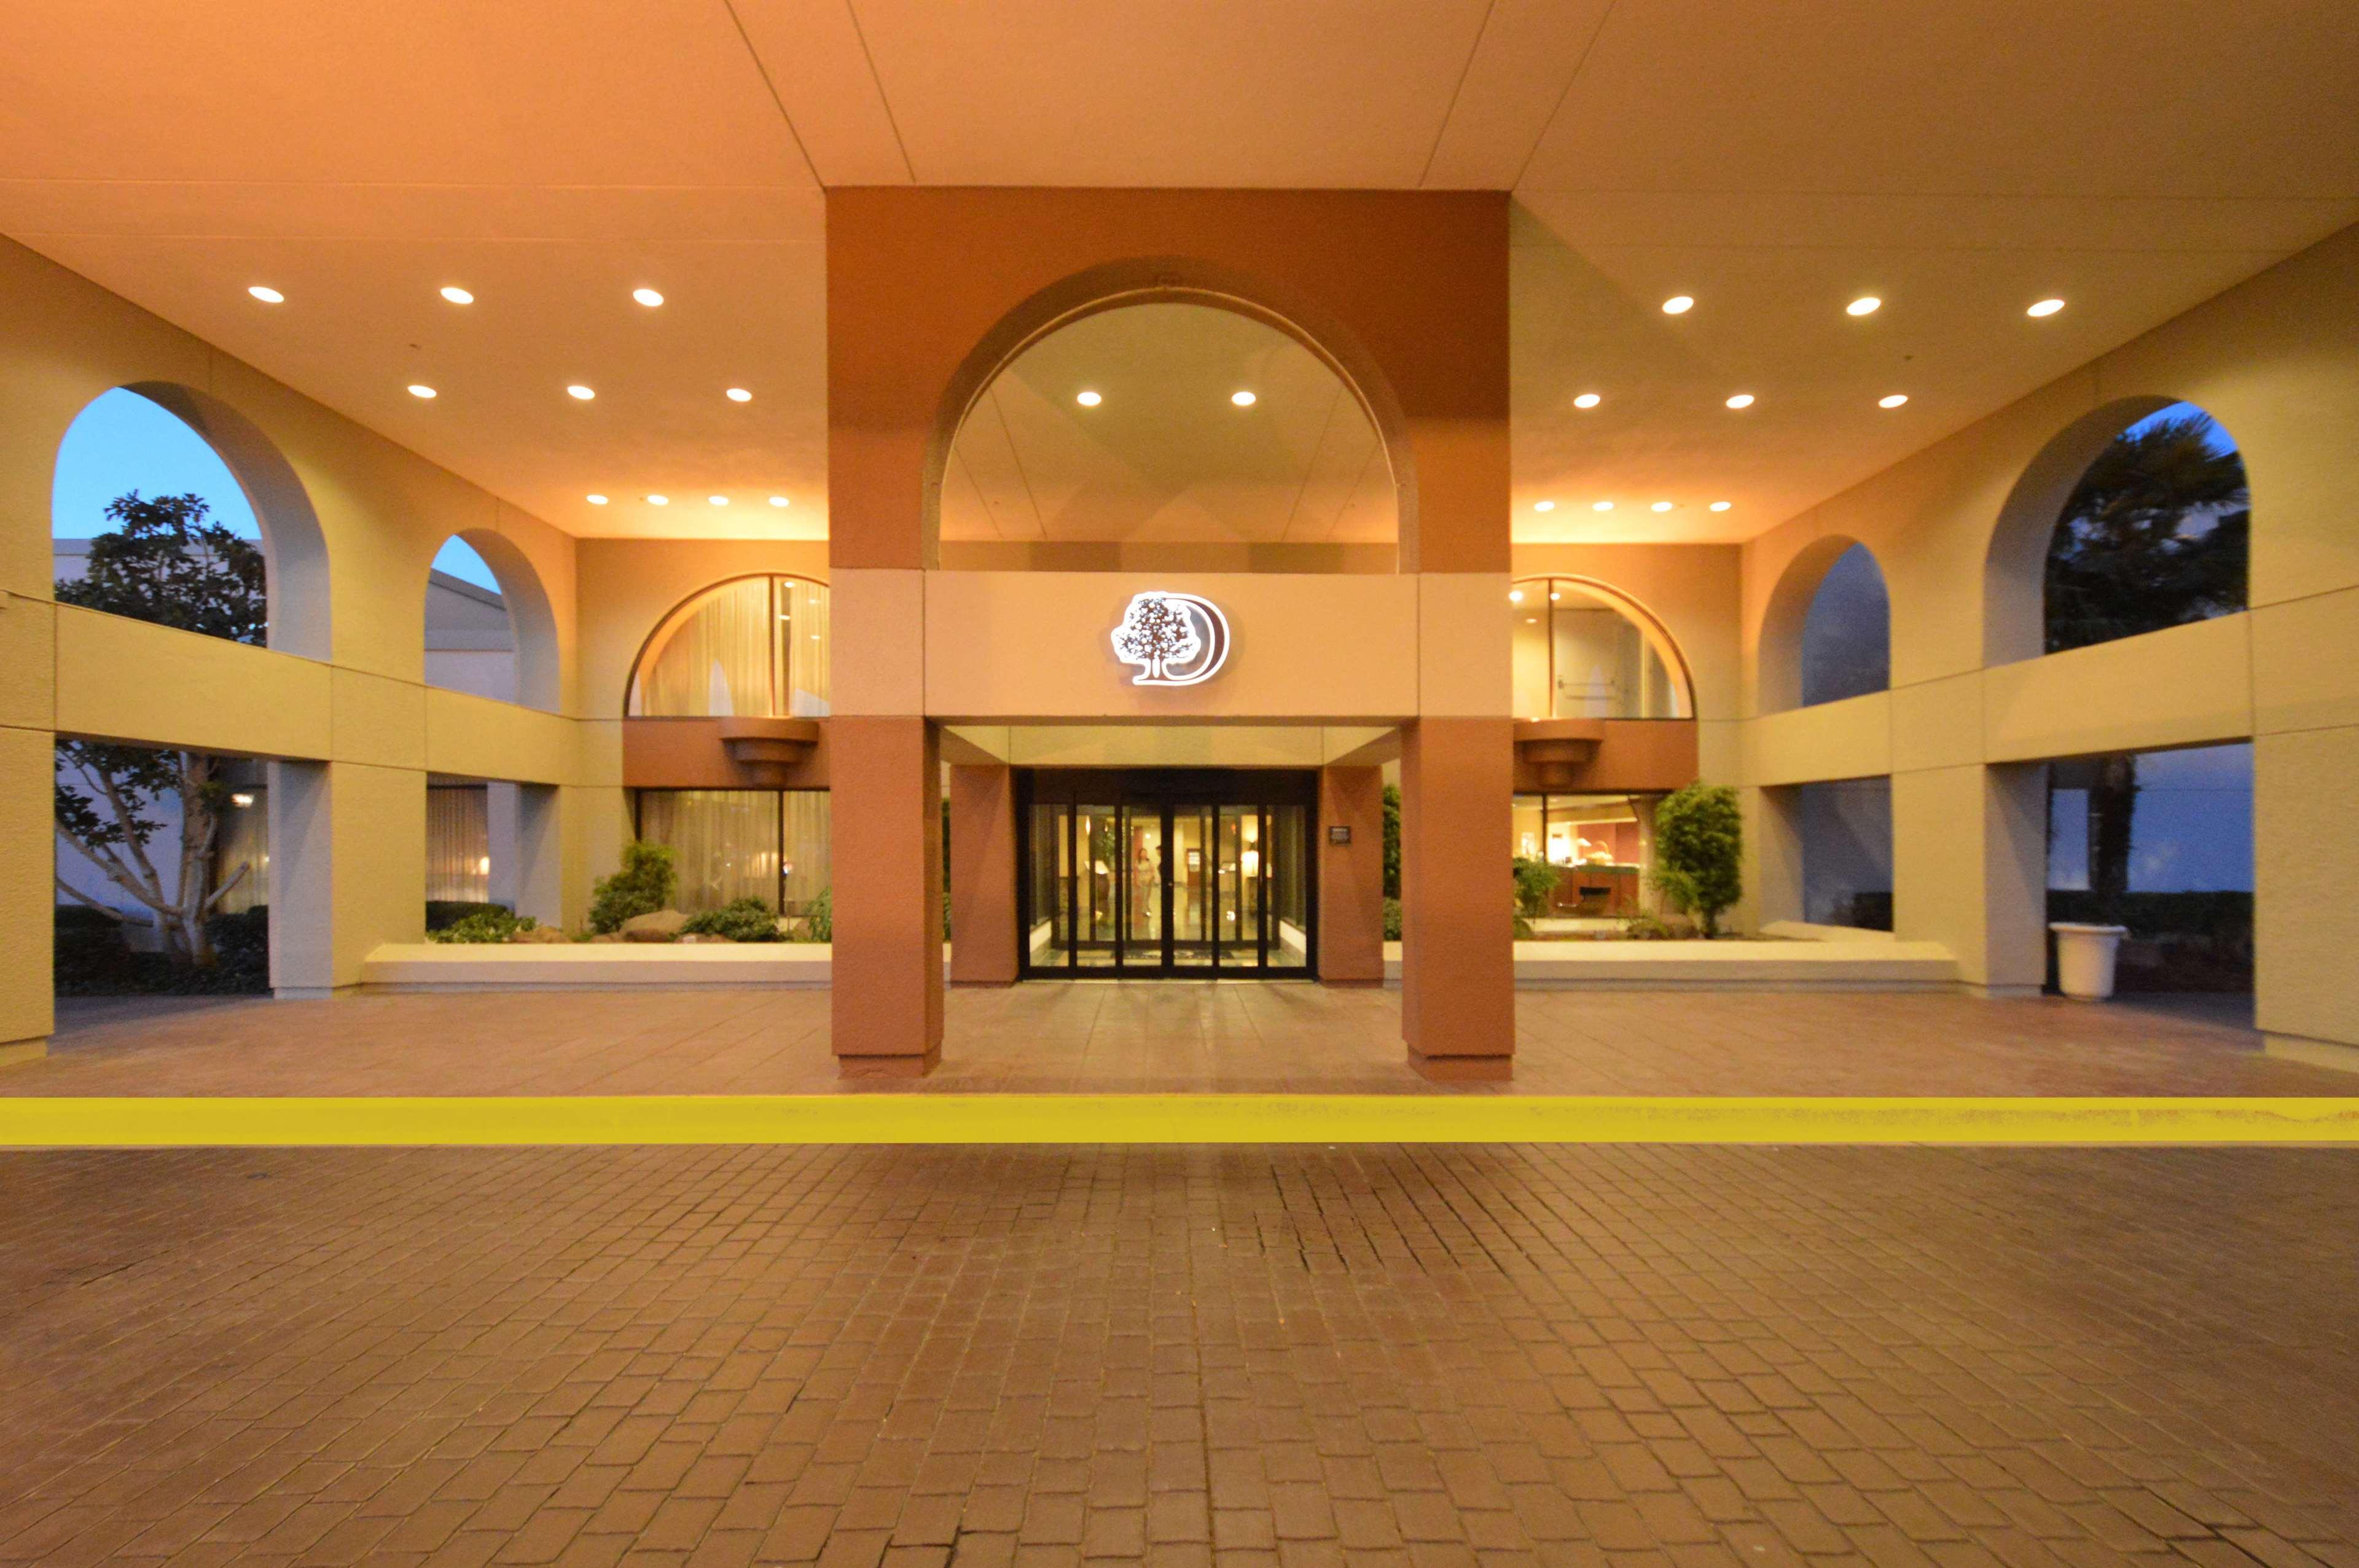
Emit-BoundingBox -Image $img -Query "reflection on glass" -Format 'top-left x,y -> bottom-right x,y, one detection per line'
1122,805 -> 1164,965
1171,805 -> 1213,967
1030,802 -> 1068,967
1267,805 -> 1307,970
1075,805 -> 1118,965
1509,579 -> 1686,720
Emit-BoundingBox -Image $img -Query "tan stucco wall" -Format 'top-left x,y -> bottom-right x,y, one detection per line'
1733,220 -> 2359,1041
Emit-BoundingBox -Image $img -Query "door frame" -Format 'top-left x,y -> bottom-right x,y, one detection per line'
1014,767 -> 1320,980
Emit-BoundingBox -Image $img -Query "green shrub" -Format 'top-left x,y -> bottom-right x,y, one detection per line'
589,841 -> 678,934
1651,783 -> 1743,937
1381,783 -> 1401,899
1382,897 -> 1402,942
54,902 -> 273,994
427,899 -> 508,932
428,908 -> 537,945
1623,913 -> 1678,942
1512,856 -> 1560,919
681,898 -> 784,943
794,887 -> 832,943
54,905 -> 139,993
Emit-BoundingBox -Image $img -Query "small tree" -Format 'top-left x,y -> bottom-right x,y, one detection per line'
1651,783 -> 1743,937
589,841 -> 678,932
53,493 -> 267,964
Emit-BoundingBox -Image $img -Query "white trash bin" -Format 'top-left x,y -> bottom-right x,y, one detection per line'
2049,922 -> 2129,1000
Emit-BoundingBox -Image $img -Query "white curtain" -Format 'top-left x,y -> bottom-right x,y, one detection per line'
640,790 -> 783,913
426,786 -> 490,903
632,578 -> 773,717
781,577 -> 831,716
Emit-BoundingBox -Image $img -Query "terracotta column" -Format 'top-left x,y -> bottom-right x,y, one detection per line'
948,763 -> 1019,985
1399,719 -> 1516,1077
829,717 -> 942,1074
1316,765 -> 1386,985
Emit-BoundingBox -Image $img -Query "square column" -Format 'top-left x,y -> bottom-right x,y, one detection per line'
1316,765 -> 1386,985
1,724 -> 52,1065
1891,762 -> 2047,996
1399,719 -> 1515,1078
487,782 -> 565,927
267,759 -> 426,996
948,763 -> 1018,985
830,717 -> 943,1074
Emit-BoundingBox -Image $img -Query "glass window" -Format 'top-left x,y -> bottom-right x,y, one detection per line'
2045,403 -> 2248,655
1511,794 -> 1661,924
1799,544 -> 1890,706
1509,579 -> 1688,720
1799,778 -> 1894,930
628,576 -> 831,717
426,785 -> 490,903
634,789 -> 831,917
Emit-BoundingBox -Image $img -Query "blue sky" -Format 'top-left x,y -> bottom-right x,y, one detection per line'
2048,743 -> 2253,892
53,388 -> 501,591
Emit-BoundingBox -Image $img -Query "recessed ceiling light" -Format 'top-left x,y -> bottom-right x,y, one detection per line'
1846,296 -> 1882,316
566,384 -> 595,400
1548,591 -> 1561,602
1651,501 -> 1674,512
709,495 -> 729,506
247,285 -> 284,304
407,384 -> 436,399
1573,392 -> 1602,410
2027,297 -> 2065,318
1533,500 -> 1555,513
646,494 -> 668,505
726,387 -> 753,403
586,493 -> 609,505
1725,393 -> 1755,409
1661,295 -> 1694,315
439,286 -> 474,305
1593,501 -> 1614,512
768,495 -> 790,507
1508,590 -> 1524,604
1076,390 -> 1102,407
1708,501 -> 1732,512
632,287 -> 664,308
1879,393 -> 1909,409
1230,390 -> 1257,407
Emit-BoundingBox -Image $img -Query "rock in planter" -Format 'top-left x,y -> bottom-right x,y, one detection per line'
587,932 -> 627,944
621,909 -> 689,943
678,932 -> 737,945
509,926 -> 573,945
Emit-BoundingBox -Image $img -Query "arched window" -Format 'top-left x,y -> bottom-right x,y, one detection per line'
424,538 -> 517,704
1800,544 -> 1890,706
2044,402 -> 2248,655
1510,578 -> 1691,720
628,575 -> 831,718
940,300 -> 1396,559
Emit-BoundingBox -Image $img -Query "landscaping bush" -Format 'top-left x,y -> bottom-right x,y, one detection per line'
428,900 -> 509,932
589,841 -> 678,934
681,898 -> 784,943
54,902 -> 272,995
794,887 -> 832,943
1382,897 -> 1402,943
54,905 -> 140,993
1512,856 -> 1560,919
1381,784 -> 1401,899
428,908 -> 538,944
1651,783 -> 1743,937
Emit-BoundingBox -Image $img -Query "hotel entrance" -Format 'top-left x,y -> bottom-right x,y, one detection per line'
1018,769 -> 1316,978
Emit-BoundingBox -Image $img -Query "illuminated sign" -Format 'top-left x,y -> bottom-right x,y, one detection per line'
1110,591 -> 1230,687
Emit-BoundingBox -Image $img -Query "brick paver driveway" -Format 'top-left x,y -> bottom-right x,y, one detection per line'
4,1144 -> 2355,1566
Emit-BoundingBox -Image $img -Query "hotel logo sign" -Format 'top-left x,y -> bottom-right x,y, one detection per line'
1110,591 -> 1230,687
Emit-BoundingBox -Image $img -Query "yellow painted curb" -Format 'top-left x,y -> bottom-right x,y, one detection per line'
3,1095 -> 2358,1147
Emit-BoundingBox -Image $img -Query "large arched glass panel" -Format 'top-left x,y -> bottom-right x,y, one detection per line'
628,575 -> 831,717
1799,544 -> 1890,706
1510,578 -> 1689,720
2044,402 -> 2248,655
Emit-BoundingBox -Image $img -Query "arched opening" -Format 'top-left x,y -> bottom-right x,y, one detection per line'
1757,536 -> 1887,713
2042,402 -> 2248,655
627,574 -> 831,719
421,530 -> 559,712
1801,777 -> 1895,930
1509,577 -> 1692,720
938,298 -> 1396,564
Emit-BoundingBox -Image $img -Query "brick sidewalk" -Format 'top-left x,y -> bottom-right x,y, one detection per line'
3,1144 -> 2355,1566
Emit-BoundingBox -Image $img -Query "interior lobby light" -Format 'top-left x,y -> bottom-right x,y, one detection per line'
632,287 -> 664,308
1847,296 -> 1882,316
586,493 -> 609,505
439,286 -> 474,305
247,285 -> 284,303
646,494 -> 668,505
407,384 -> 436,399
1709,501 -> 1732,512
1075,389 -> 1102,407
1651,501 -> 1674,512
726,387 -> 753,402
1661,295 -> 1694,314
1879,393 -> 1909,408
230,792 -> 256,808
1725,393 -> 1755,409
1230,389 -> 1257,407
2027,297 -> 2066,318
1593,500 -> 1614,512
1573,392 -> 1602,409
768,495 -> 790,507
1533,499 -> 1555,512
1508,589 -> 1524,603
566,384 -> 595,400
708,494 -> 728,505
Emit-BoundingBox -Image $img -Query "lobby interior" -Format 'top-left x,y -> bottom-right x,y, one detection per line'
5,6 -> 2359,1565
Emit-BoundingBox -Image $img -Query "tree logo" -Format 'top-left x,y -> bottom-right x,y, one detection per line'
1109,591 -> 1230,686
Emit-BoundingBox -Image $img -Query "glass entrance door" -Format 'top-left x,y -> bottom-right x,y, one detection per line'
1018,770 -> 1318,978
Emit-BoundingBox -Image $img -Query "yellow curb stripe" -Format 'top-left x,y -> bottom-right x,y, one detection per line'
3,1095 -> 2358,1148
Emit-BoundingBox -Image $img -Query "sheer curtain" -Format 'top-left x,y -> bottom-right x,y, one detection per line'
781,577 -> 831,716
425,786 -> 490,902
632,578 -> 773,716
781,791 -> 831,915
640,790 -> 783,913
